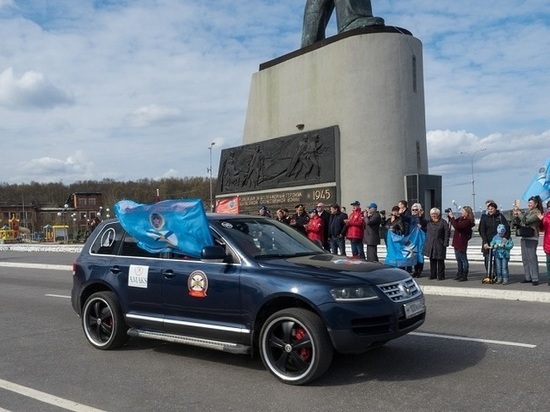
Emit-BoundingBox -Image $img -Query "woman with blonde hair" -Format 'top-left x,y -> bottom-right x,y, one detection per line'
448,206 -> 475,281
275,208 -> 291,225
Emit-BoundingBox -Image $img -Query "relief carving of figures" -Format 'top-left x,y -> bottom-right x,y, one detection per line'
303,134 -> 322,179
242,145 -> 266,189
217,128 -> 337,194
287,136 -> 309,178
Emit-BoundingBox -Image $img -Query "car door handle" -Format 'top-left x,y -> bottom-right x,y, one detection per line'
164,270 -> 175,279
110,265 -> 121,274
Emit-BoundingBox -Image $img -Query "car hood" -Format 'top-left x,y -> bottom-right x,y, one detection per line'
258,254 -> 409,284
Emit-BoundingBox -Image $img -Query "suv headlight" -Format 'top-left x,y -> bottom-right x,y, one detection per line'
330,286 -> 379,301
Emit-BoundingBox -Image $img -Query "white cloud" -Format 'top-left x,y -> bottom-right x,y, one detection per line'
158,168 -> 180,179
0,67 -> 74,109
127,104 -> 185,128
16,151 -> 93,180
0,0 -> 14,9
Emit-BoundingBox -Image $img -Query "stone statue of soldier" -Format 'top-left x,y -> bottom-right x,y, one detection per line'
302,0 -> 384,48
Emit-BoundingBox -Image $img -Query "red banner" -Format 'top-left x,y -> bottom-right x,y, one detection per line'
215,197 -> 239,214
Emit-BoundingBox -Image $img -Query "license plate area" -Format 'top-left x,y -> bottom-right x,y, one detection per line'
403,297 -> 425,319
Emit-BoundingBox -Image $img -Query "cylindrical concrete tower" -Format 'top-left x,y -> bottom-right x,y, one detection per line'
242,28 -> 429,212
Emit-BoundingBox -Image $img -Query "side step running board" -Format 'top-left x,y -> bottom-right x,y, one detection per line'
127,328 -> 251,355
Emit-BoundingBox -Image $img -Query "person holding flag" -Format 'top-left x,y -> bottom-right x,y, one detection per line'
518,196 -> 544,285
520,156 -> 550,285
384,206 -> 424,270
540,200 -> 550,286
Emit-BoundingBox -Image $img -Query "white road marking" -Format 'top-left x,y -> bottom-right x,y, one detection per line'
0,262 -> 71,271
410,331 -> 537,348
0,379 -> 107,412
45,294 -> 71,299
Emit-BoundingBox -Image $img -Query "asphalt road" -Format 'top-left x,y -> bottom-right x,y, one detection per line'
0,251 -> 549,411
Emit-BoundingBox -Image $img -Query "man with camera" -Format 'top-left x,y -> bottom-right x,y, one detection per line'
447,206 -> 476,282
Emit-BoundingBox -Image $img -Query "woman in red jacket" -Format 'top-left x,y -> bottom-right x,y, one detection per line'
305,208 -> 324,248
540,200 -> 550,286
448,206 -> 475,282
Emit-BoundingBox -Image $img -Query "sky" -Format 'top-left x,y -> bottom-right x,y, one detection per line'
1,0 -> 549,212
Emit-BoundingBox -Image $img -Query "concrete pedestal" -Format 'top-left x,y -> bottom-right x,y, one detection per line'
243,28 -> 430,211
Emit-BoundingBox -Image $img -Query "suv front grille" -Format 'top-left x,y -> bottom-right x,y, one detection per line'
377,278 -> 421,302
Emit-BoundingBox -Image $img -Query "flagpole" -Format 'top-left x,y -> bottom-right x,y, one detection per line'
460,148 -> 486,214
208,142 -> 216,212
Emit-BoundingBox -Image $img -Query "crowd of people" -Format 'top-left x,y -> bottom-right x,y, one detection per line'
258,195 -> 550,286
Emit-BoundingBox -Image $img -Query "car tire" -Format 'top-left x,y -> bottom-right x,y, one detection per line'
82,291 -> 128,350
259,308 -> 334,385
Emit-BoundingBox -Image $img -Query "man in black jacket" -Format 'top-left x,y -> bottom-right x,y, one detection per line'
363,202 -> 381,262
290,204 -> 309,236
328,203 -> 347,256
316,202 -> 331,251
398,200 -> 412,235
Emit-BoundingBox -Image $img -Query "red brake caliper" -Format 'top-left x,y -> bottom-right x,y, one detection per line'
294,327 -> 311,361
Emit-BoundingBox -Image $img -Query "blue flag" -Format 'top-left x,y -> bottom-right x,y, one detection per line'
114,199 -> 213,258
385,226 -> 425,267
522,157 -> 550,202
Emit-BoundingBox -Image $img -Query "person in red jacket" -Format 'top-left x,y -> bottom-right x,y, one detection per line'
345,201 -> 365,259
540,200 -> 550,286
448,206 -> 475,282
305,208 -> 324,248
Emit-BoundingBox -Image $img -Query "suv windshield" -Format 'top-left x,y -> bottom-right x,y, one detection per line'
212,217 -> 325,259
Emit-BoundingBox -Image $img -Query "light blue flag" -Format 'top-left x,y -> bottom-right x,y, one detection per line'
522,157 -> 550,202
114,199 -> 213,258
385,226 -> 425,267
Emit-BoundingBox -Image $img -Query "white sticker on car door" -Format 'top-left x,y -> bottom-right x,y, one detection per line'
128,264 -> 149,288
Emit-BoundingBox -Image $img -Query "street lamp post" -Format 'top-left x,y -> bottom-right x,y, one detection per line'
97,207 -> 110,220
452,200 -> 460,212
56,203 -> 69,243
71,213 -> 77,241
460,148 -> 487,214
208,142 -> 216,212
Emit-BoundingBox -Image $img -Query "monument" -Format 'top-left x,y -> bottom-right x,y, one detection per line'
216,2 -> 441,214
301,0 -> 385,47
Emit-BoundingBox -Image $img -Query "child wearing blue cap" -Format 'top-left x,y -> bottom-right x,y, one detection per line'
490,224 -> 514,285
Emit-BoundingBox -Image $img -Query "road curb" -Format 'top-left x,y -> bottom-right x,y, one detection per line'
421,285 -> 550,303
0,262 -> 71,271
0,244 -> 82,253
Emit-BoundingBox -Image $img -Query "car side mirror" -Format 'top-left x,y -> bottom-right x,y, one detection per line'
200,245 -> 227,262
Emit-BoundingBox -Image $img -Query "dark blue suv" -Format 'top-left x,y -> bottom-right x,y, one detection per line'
71,214 -> 425,385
